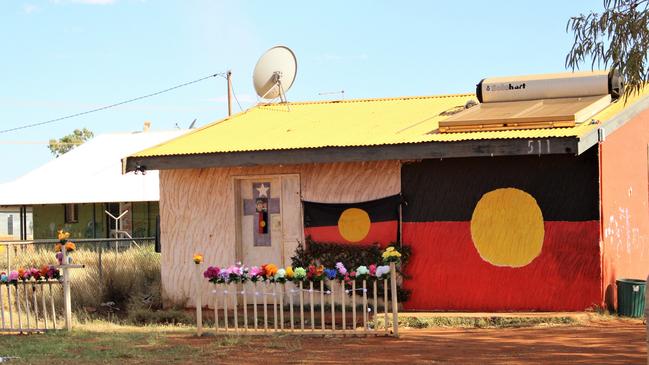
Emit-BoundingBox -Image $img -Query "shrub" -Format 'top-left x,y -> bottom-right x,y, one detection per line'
291,237 -> 411,301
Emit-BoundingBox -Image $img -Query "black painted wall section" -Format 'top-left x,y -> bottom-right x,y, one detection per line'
402,146 -> 600,221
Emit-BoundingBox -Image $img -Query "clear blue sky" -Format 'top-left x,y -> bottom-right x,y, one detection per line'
0,0 -> 602,182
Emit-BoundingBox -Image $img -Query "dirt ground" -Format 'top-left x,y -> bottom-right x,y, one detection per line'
172,318 -> 646,365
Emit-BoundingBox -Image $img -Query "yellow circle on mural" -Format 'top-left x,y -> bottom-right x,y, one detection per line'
338,208 -> 371,242
470,188 -> 544,268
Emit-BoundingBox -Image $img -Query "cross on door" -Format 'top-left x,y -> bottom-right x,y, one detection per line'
243,182 -> 280,246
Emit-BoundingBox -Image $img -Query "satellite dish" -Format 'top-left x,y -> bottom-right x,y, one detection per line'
253,46 -> 297,101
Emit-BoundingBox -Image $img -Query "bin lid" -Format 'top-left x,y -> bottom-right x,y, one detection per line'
616,278 -> 646,285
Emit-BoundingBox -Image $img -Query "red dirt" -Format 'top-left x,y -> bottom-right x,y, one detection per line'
168,318 -> 646,364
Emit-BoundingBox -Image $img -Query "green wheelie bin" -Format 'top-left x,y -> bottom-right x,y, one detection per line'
616,278 -> 646,317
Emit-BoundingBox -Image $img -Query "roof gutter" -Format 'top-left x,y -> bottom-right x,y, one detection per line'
123,137 -> 580,172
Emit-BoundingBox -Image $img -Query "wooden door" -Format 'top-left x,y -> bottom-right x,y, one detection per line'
236,175 -> 302,267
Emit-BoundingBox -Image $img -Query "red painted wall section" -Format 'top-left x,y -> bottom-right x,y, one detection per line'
403,221 -> 601,311
601,108 -> 649,309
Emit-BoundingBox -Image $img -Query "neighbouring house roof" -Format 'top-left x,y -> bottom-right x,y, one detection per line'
0,130 -> 187,205
124,88 -> 649,172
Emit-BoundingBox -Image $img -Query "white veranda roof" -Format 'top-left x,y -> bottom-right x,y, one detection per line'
0,130 -> 187,205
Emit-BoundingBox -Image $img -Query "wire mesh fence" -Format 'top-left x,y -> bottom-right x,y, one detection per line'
0,238 -> 155,276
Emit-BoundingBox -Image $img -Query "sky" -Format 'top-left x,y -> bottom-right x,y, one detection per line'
0,0 -> 603,182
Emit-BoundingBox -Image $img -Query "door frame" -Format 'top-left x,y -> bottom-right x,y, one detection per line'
232,173 -> 302,266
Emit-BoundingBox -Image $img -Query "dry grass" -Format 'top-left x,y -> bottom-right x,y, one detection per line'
1,246 -> 162,317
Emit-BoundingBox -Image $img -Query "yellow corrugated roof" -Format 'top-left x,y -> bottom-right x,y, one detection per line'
133,90 -> 647,158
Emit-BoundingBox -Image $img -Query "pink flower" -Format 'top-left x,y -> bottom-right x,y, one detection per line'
369,264 -> 377,276
249,266 -> 263,277
335,262 -> 347,276
8,271 -> 18,282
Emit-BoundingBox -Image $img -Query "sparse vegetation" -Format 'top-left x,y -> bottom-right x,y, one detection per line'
2,246 -> 170,324
384,315 -> 579,329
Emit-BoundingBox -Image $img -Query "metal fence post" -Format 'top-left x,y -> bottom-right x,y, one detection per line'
98,245 -> 103,281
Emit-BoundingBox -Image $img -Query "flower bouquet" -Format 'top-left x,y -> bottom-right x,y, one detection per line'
55,230 -> 75,264
274,268 -> 287,283
203,266 -> 221,284
292,267 -> 307,283
374,265 -> 391,280
355,265 -> 370,281
262,264 -> 278,282
381,246 -> 402,264
248,266 -> 266,283
307,265 -> 326,282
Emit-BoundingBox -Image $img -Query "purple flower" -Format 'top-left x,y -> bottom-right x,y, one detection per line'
47,266 -> 61,280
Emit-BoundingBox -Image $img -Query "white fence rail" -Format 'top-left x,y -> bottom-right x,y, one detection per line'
194,262 -> 399,337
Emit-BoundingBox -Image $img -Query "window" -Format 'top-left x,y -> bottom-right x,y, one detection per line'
64,204 -> 79,223
7,215 -> 13,235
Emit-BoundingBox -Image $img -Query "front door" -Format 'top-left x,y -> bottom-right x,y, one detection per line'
236,174 -> 302,268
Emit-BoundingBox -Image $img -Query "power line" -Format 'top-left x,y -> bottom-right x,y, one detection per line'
0,72 -> 226,135
230,82 -> 244,112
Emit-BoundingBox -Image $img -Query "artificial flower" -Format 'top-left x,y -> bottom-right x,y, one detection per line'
54,243 -> 62,252
274,269 -> 287,283
0,273 -> 7,283
40,265 -> 49,278
64,242 -> 76,252
203,266 -> 220,283
249,266 -> 264,282
262,264 -> 278,278
324,268 -> 337,280
369,264 -> 377,277
381,246 -> 402,263
17,268 -> 25,280
8,271 -> 18,283
57,230 -> 70,241
310,265 -> 326,281
356,265 -> 370,280
47,266 -> 61,280
293,267 -> 307,281
30,268 -> 40,281
375,265 -> 391,279
193,254 -> 204,265
335,262 -> 347,280
285,266 -> 294,279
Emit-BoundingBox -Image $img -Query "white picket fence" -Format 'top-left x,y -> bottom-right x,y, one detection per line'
194,262 -> 399,337
0,281 -> 62,332
0,246 -> 81,333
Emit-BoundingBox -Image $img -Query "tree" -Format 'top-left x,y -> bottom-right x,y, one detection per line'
48,128 -> 94,157
566,0 -> 649,98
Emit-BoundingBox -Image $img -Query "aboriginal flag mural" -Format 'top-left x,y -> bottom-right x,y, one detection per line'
401,148 -> 601,311
303,195 -> 401,245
